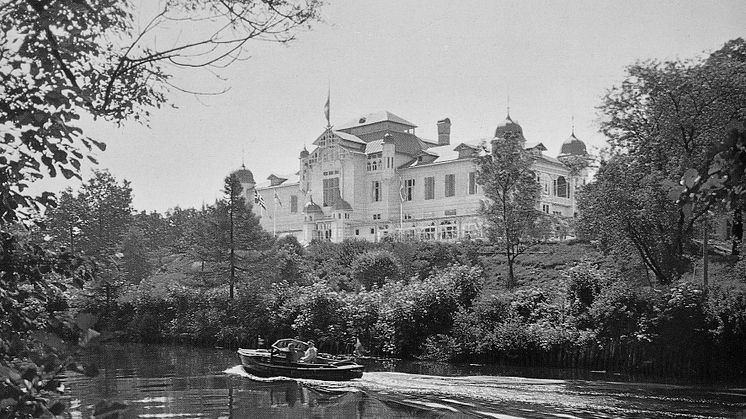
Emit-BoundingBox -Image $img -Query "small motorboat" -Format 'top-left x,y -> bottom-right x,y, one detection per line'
238,338 -> 364,381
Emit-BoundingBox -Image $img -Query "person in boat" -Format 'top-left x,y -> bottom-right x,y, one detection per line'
300,340 -> 317,363
287,342 -> 301,363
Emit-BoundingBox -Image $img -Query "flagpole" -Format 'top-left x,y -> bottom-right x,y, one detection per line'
399,175 -> 404,241
272,187 -> 277,237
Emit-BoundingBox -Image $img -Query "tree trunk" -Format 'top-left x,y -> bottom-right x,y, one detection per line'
504,198 -> 515,288
506,253 -> 516,288
703,217 -> 709,293
733,207 -> 743,256
229,197 -> 235,300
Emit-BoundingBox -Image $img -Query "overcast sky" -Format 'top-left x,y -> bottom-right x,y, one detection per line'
39,0 -> 746,212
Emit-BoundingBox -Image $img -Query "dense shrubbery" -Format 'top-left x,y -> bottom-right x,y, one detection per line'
75,239 -> 746,378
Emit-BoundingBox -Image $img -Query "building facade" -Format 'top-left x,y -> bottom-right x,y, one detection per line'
236,111 -> 589,244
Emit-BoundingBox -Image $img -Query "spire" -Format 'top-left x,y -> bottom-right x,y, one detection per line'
506,95 -> 511,120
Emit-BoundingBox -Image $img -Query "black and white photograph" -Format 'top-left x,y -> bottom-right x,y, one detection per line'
1,0 -> 745,417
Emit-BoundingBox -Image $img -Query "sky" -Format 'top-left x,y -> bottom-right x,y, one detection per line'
37,0 -> 746,212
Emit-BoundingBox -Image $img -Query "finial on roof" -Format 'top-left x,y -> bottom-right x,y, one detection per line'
571,115 -> 575,136
506,95 -> 511,119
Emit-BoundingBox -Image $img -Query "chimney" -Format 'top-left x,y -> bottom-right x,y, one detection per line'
437,118 -> 451,145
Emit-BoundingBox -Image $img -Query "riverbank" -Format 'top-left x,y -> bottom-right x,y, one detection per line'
74,240 -> 746,381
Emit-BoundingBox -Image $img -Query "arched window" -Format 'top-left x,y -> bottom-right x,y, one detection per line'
557,176 -> 568,198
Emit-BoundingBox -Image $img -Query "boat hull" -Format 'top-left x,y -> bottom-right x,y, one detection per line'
238,349 -> 364,381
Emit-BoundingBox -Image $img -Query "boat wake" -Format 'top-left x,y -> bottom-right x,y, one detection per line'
224,365 -> 746,418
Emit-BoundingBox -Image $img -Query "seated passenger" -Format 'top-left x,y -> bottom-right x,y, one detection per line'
300,340 -> 317,363
287,343 -> 300,363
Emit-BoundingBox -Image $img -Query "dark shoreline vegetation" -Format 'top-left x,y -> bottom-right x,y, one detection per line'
72,237 -> 745,381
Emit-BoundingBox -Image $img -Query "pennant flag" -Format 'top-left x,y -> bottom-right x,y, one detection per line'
254,190 -> 267,210
324,87 -> 330,126
274,191 -> 283,208
399,179 -> 406,202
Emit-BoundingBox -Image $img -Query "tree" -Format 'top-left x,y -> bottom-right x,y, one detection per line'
581,39 -> 746,284
477,134 -> 545,288
120,226 -> 151,284
676,39 -> 746,255
1,0 -> 322,223
578,157 -> 695,284
596,38 -> 746,263
190,175 -> 271,298
0,228 -> 100,418
44,188 -> 87,252
44,170 -> 134,310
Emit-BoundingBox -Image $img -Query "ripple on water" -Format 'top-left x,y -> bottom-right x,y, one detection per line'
63,344 -> 746,419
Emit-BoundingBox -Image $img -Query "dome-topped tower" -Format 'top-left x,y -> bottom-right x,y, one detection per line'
494,113 -> 524,139
558,132 -> 588,157
332,198 -> 352,212
303,199 -> 323,215
232,164 -> 255,184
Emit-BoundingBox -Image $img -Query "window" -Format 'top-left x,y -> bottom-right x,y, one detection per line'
421,224 -> 436,241
440,220 -> 458,240
552,211 -> 562,216
403,214 -> 413,220
542,204 -> 550,214
355,229 -> 360,235
373,214 -> 381,220
405,179 -> 415,201
445,174 -> 456,197
424,176 -> 434,200
372,181 -> 381,202
323,177 -> 340,206
468,172 -> 477,194
556,176 -> 568,198
370,228 -> 375,234
290,195 -> 298,213
367,152 -> 382,171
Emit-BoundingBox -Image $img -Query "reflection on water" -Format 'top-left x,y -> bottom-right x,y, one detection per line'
63,343 -> 746,418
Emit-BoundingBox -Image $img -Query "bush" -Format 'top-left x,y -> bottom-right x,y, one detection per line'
350,250 -> 402,290
588,283 -> 657,344
708,279 -> 746,373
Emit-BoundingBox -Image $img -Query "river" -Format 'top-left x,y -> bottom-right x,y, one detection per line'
61,343 -> 746,418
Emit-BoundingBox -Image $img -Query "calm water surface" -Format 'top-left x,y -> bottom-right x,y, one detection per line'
62,343 -> 746,418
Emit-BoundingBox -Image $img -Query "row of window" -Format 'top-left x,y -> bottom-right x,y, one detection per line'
375,209 -> 457,221
367,153 -> 394,171
401,172 -> 477,202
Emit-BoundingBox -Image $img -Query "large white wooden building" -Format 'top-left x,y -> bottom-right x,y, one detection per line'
234,110 -> 589,244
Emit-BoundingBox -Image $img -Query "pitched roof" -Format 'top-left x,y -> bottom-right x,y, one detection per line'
525,141 -> 547,151
255,172 -> 299,189
333,130 -> 366,145
364,139 -> 384,154
537,154 -> 566,166
336,111 -> 416,130
357,130 -> 429,156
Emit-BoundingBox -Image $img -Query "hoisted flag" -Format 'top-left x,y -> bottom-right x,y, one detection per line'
273,190 -> 283,208
254,190 -> 267,211
324,87 -> 330,127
